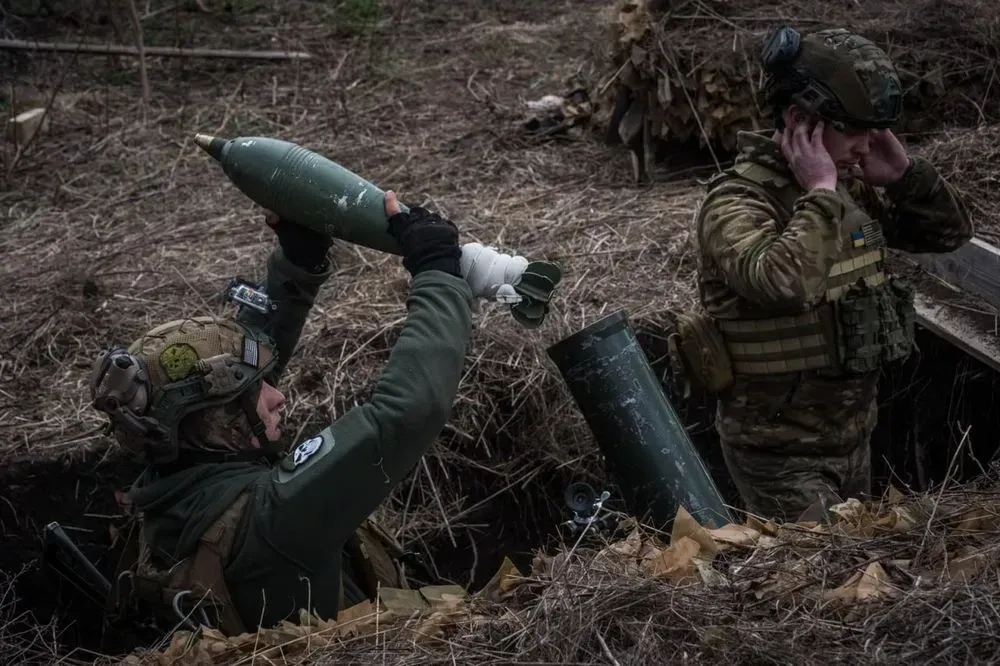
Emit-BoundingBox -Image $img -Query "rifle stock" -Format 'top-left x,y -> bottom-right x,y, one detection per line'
42,521 -> 112,607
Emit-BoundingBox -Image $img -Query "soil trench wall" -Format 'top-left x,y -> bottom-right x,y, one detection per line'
0,324 -> 997,661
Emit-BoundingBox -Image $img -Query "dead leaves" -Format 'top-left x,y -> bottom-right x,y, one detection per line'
120,601 -> 391,666
581,488 -> 1000,613
128,488 -> 1000,665
599,0 -> 963,161
122,584 -> 482,666
824,562 -> 901,605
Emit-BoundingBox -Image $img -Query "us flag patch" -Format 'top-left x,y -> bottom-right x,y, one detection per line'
243,338 -> 259,367
861,221 -> 884,248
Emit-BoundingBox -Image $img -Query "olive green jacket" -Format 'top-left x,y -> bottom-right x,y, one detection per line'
126,243 -> 474,630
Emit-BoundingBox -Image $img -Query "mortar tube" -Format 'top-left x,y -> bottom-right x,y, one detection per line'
546,309 -> 734,530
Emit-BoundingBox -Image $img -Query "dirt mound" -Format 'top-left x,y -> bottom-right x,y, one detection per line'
595,0 -> 1000,176
101,470 -> 1000,665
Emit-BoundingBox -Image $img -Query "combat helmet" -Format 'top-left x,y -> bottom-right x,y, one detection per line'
88,315 -> 280,466
760,25 -> 903,130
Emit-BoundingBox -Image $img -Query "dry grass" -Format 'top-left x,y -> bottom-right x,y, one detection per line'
4,1 -> 1000,664
0,566 -> 74,665
0,0 -> 704,611
0,0 -> 699,464
911,124 -> 1000,245
107,465 -> 1000,665
593,0 -> 1000,170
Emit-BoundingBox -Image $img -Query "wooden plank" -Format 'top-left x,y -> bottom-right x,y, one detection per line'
908,237 -> 1000,311
0,38 -> 313,61
913,293 -> 1000,374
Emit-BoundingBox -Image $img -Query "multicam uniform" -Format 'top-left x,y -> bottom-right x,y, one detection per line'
671,28 -> 974,522
693,131 -> 972,522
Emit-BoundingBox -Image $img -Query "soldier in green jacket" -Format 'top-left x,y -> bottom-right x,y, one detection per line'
677,26 -> 973,523
88,191 -> 475,634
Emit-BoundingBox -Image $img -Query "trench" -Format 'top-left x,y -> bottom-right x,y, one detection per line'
1,324 -> 998,663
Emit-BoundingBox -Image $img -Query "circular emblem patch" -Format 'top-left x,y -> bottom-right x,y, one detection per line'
292,435 -> 323,467
160,343 -> 200,381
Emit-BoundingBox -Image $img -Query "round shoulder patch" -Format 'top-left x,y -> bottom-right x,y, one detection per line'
160,343 -> 200,381
292,435 -> 323,467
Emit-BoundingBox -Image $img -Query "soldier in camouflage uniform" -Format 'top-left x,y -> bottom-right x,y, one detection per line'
87,192 -> 476,634
682,26 -> 973,522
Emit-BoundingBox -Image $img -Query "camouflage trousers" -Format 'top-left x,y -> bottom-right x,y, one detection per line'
715,371 -> 880,523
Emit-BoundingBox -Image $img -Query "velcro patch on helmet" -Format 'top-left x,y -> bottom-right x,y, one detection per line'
160,343 -> 200,381
242,337 -> 259,368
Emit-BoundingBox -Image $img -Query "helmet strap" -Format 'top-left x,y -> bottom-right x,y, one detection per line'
238,384 -> 284,464
161,380 -> 283,468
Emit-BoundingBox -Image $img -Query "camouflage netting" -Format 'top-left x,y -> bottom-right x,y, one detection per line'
99,469 -> 1000,666
595,0 -> 1000,180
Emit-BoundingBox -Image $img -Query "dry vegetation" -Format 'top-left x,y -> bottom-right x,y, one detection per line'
599,0 -> 1000,154
3,0 -> 1000,664
97,472 -> 1000,665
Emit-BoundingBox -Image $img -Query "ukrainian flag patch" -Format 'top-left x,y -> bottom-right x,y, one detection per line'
851,230 -> 866,247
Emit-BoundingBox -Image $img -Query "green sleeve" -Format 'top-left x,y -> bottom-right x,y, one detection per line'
248,270 -> 473,569
697,182 -> 847,310
850,156 -> 974,254
236,243 -> 333,381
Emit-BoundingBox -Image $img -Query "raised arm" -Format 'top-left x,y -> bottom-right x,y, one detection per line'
245,194 -> 473,570
698,180 -> 846,310
849,154 -> 974,254
236,213 -> 334,382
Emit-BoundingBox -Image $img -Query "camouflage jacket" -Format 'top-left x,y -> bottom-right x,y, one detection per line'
694,130 -> 972,454
697,130 -> 972,320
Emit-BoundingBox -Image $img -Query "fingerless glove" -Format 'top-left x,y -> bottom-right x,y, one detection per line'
387,207 -> 462,278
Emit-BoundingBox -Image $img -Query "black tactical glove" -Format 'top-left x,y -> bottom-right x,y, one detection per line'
387,206 -> 462,278
265,211 -> 334,274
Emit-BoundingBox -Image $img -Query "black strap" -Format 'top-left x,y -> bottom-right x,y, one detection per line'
159,382 -> 284,467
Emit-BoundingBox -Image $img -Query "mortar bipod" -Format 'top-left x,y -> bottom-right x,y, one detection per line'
562,481 -> 613,536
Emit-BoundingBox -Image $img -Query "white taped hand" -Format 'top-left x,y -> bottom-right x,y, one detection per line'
459,242 -> 529,303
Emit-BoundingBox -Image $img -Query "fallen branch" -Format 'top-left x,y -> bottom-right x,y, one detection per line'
0,38 -> 313,61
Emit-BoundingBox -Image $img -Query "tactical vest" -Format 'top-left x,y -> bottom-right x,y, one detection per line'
674,158 -> 915,389
106,493 -> 411,637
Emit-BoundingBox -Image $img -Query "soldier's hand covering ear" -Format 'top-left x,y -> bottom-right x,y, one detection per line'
384,191 -> 462,278
264,211 -> 334,273
859,129 -> 912,187
780,117 -> 838,192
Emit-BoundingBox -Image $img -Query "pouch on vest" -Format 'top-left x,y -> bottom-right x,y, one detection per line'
833,278 -> 915,375
343,519 -> 410,606
667,309 -> 734,395
106,493 -> 250,638
882,276 -> 916,364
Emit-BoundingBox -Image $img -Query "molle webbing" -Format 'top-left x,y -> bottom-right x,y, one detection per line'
718,248 -> 886,375
706,152 -> 895,376
717,308 -> 834,374
825,249 -> 884,300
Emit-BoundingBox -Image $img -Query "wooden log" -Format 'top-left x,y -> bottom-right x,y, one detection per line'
0,38 -> 313,61
913,293 -> 1000,374
907,237 -> 1000,311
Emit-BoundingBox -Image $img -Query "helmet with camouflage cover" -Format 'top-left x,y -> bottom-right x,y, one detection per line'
88,316 -> 279,465
760,25 -> 903,131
